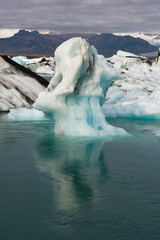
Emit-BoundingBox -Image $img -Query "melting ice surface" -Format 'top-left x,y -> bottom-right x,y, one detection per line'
34,37 -> 127,137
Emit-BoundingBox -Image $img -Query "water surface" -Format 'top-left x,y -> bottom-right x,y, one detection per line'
0,114 -> 160,240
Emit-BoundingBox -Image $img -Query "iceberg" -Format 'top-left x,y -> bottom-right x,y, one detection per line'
34,37 -> 127,137
103,51 -> 160,119
0,56 -> 48,111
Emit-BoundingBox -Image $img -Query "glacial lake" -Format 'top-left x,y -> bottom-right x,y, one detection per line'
0,113 -> 160,240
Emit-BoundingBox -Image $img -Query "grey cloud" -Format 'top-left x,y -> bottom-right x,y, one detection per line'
0,0 -> 160,33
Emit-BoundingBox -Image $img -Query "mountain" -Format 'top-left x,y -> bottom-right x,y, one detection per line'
114,32 -> 160,47
87,33 -> 158,56
0,30 -> 158,57
0,30 -> 56,55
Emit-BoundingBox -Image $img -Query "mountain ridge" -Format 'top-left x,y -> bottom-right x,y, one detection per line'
0,30 -> 158,57
114,32 -> 160,47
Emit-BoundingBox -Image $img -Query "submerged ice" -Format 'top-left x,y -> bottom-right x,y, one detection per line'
34,37 -> 127,137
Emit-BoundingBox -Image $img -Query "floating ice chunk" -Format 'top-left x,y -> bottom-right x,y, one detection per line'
103,101 -> 160,119
36,65 -> 54,75
117,50 -> 138,57
12,56 -> 55,76
34,37 -> 127,137
12,56 -> 43,67
12,56 -> 28,67
8,108 -> 45,121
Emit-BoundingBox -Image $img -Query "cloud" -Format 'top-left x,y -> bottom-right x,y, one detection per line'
0,0 -> 160,33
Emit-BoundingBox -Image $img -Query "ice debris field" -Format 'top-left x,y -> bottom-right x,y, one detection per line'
103,50 -> 160,119
1,37 -> 160,136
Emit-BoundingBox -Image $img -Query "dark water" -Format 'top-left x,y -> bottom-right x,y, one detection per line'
39,74 -> 52,82
0,114 -> 160,240
141,51 -> 158,57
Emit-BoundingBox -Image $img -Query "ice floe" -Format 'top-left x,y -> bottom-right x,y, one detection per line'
8,107 -> 45,121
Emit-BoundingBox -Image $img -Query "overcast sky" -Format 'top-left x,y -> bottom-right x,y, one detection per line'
0,0 -> 160,33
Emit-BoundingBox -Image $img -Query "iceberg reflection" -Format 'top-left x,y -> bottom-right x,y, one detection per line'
36,135 -> 108,210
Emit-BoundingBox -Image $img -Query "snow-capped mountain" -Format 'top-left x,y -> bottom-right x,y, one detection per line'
0,30 -> 158,57
1,29 -> 160,47
0,29 -> 50,38
0,29 -> 19,38
114,32 -> 160,47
